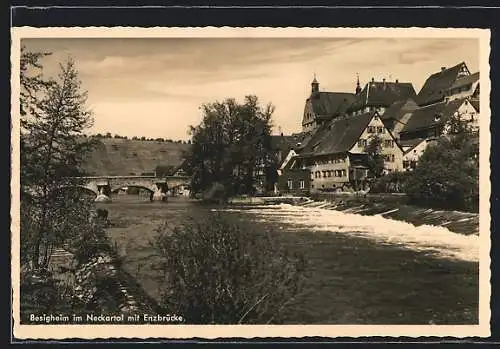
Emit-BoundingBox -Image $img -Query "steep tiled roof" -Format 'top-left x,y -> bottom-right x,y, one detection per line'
270,135 -> 295,152
447,71 -> 479,91
307,92 -> 357,117
399,137 -> 426,149
380,98 -> 419,121
400,98 -> 466,134
347,81 -> 416,112
416,62 -> 468,106
298,111 -> 377,157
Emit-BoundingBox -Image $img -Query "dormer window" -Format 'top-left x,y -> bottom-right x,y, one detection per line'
434,113 -> 442,122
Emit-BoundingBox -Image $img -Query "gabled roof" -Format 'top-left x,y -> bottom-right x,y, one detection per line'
416,62 -> 469,106
304,92 -> 357,124
380,98 -> 419,121
399,137 -> 426,150
447,71 -> 479,92
400,98 -> 467,134
347,81 -> 417,112
298,111 -> 378,157
470,99 -> 480,112
282,155 -> 300,171
270,135 -> 295,153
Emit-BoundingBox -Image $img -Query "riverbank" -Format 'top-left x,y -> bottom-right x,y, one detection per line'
21,231 -> 163,324
229,193 -> 479,236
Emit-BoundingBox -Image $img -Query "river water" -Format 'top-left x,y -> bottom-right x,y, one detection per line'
100,195 -> 479,324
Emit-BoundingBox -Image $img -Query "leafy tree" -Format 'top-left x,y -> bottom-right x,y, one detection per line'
187,95 -> 275,200
364,134 -> 385,178
20,52 -> 97,269
406,114 -> 479,211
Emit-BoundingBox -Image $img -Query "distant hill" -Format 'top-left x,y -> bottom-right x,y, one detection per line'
81,138 -> 191,176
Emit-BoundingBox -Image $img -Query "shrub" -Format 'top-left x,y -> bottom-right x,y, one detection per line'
370,171 -> 411,194
20,269 -> 76,322
406,134 -> 479,212
151,214 -> 307,324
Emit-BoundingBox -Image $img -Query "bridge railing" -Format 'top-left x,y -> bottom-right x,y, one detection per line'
71,175 -> 190,180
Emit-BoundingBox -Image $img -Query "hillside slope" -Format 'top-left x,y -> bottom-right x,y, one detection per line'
81,138 -> 191,176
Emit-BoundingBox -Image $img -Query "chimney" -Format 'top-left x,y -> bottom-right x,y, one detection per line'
382,78 -> 386,83
395,79 -> 399,83
280,132 -> 283,137
441,66 -> 446,72
371,77 -> 375,82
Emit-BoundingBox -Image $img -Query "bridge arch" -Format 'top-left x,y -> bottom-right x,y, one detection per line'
109,183 -> 163,194
56,185 -> 99,197
111,184 -> 157,194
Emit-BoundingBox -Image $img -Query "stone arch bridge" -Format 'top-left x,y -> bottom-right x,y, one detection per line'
71,175 -> 190,200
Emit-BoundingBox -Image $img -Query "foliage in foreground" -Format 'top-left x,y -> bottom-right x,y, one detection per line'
152,214 -> 307,324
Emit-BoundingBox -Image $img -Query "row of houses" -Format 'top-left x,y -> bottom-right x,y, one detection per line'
273,61 -> 480,195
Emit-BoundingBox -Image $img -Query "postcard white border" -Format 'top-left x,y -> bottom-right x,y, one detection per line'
10,26 -> 491,340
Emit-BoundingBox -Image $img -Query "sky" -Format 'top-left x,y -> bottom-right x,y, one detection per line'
22,37 -> 479,140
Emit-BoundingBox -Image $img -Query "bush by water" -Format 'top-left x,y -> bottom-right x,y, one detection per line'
152,214 -> 307,324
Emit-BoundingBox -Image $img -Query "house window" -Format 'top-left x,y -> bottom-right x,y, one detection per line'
377,127 -> 384,133
358,139 -> 367,147
391,154 -> 395,162
403,160 -> 409,168
367,126 -> 376,133
287,179 -> 293,190
384,140 -> 394,148
341,169 -> 346,177
300,180 -> 305,189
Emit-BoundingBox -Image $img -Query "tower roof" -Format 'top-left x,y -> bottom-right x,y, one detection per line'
312,73 -> 318,84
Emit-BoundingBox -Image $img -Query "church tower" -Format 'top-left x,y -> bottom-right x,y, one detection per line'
355,73 -> 362,95
311,73 -> 320,96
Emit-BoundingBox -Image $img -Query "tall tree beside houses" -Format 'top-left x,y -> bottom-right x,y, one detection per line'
405,115 -> 479,211
187,95 -> 275,200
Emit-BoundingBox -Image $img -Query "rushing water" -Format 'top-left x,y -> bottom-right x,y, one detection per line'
214,203 -> 479,262
101,195 -> 479,324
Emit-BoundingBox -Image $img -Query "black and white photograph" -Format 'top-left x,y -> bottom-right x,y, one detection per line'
11,27 -> 491,339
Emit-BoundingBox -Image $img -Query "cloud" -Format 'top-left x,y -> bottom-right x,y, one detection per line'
21,37 -> 480,139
